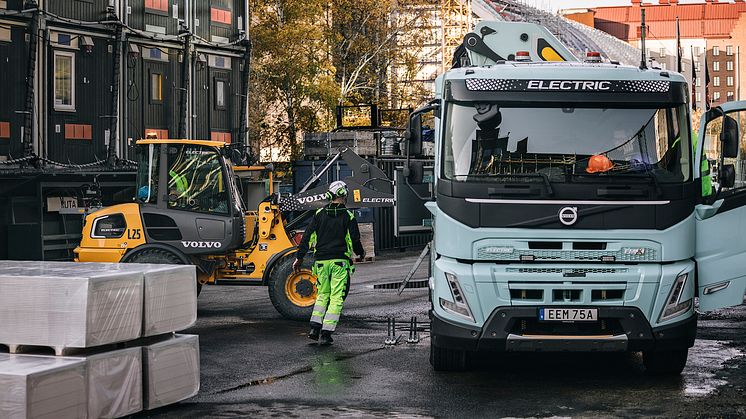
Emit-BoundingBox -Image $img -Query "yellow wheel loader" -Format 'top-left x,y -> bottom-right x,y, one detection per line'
74,138 -> 394,320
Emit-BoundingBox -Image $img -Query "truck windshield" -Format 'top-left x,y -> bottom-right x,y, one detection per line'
443,103 -> 690,183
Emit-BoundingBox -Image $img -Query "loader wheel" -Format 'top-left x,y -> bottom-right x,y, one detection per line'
268,255 -> 317,321
124,248 -> 202,295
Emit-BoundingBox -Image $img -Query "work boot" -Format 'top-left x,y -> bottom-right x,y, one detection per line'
308,326 -> 321,341
319,331 -> 334,346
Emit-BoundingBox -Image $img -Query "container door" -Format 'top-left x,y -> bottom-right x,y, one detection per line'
695,101 -> 746,311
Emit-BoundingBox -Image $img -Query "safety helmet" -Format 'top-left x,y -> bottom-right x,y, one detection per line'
327,180 -> 349,199
586,154 -> 614,173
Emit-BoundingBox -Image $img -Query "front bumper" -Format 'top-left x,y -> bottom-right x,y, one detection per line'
431,306 -> 697,353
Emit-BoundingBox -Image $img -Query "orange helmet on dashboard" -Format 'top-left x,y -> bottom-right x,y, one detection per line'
586,154 -> 614,173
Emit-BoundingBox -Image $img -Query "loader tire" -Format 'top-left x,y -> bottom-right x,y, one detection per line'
124,248 -> 202,295
430,339 -> 470,372
268,255 -> 317,321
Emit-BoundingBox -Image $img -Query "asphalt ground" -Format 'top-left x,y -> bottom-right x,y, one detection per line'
140,253 -> 746,418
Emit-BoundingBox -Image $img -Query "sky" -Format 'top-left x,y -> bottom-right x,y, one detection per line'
546,0 -> 709,11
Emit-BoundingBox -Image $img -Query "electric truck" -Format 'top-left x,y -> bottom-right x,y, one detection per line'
407,22 -> 746,373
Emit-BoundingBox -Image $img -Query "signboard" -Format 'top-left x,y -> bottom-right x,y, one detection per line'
47,196 -> 83,214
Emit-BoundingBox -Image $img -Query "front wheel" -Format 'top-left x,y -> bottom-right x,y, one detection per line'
643,349 -> 689,375
267,255 -> 317,320
430,338 -> 471,371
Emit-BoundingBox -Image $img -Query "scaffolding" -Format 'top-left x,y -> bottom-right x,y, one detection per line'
441,0 -> 473,71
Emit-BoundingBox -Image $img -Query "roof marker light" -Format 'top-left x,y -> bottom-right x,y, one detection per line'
515,51 -> 531,62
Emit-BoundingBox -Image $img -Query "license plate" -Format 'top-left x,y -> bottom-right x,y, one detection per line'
539,308 -> 597,322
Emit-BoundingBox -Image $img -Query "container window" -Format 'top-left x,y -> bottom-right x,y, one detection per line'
54,51 -> 75,111
151,73 -> 163,102
0,27 -> 10,42
215,80 -> 226,109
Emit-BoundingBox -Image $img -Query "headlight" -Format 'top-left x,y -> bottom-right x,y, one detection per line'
659,272 -> 692,322
439,272 -> 475,322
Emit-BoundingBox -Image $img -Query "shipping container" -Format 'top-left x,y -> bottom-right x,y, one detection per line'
194,0 -> 247,44
127,0 -> 187,36
0,24 -> 27,159
46,30 -> 115,164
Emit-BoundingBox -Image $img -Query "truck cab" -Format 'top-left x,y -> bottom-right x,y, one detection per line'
415,21 -> 746,373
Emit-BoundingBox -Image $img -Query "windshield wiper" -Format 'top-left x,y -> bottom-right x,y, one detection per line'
470,173 -> 554,196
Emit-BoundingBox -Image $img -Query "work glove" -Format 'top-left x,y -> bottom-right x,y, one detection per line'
293,259 -> 302,272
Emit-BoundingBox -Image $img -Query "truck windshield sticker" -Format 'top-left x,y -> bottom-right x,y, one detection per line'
465,79 -> 670,93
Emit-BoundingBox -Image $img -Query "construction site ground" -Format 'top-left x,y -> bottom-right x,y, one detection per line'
139,253 -> 746,418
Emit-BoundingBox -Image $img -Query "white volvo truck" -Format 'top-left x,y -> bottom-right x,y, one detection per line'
405,21 -> 746,373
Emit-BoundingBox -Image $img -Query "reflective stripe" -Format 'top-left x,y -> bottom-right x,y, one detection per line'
324,313 -> 341,322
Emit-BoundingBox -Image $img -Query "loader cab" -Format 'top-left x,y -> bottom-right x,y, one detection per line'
134,139 -> 245,254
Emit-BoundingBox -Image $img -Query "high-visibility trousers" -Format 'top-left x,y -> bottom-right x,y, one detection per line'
310,259 -> 352,332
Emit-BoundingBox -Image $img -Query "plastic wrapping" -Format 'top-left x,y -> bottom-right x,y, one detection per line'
0,354 -> 87,419
142,334 -> 200,410
85,263 -> 197,336
73,347 -> 143,419
0,261 -> 143,351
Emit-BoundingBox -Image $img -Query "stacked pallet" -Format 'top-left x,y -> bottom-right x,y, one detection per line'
0,261 -> 200,418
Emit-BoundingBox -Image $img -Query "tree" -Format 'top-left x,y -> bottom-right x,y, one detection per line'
249,0 -> 338,161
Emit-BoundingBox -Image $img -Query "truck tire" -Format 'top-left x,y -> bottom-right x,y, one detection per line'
124,248 -> 202,295
268,255 -> 317,321
643,349 -> 689,375
430,339 -> 470,371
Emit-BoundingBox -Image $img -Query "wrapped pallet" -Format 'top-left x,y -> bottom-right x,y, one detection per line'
0,354 -> 87,419
0,262 -> 143,353
77,263 -> 197,337
142,334 -> 200,410
74,347 -> 143,419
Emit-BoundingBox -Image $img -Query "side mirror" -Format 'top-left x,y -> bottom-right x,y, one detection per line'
721,115 -> 739,158
406,113 -> 423,157
719,164 -> 736,188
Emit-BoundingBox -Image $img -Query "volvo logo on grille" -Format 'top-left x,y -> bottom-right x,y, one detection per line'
558,207 -> 578,226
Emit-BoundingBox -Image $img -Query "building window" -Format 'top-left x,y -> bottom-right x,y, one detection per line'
694,46 -> 701,56
714,91 -> 720,101
145,0 -> 168,12
696,77 -> 701,87
714,76 -> 720,87
727,91 -> 734,100
696,92 -> 701,102
660,62 -> 667,70
215,80 -> 226,109
713,61 -> 720,71
151,73 -> 163,102
694,61 -> 700,71
726,45 -> 733,56
713,46 -> 720,56
727,76 -> 734,87
659,47 -> 666,58
54,51 -> 75,111
727,61 -> 734,71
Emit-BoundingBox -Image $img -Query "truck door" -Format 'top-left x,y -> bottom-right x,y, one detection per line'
695,101 -> 746,311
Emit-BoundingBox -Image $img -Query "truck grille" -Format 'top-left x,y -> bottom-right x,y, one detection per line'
477,247 -> 656,262
506,267 -> 629,274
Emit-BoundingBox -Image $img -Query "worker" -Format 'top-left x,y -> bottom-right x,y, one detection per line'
293,180 -> 365,346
